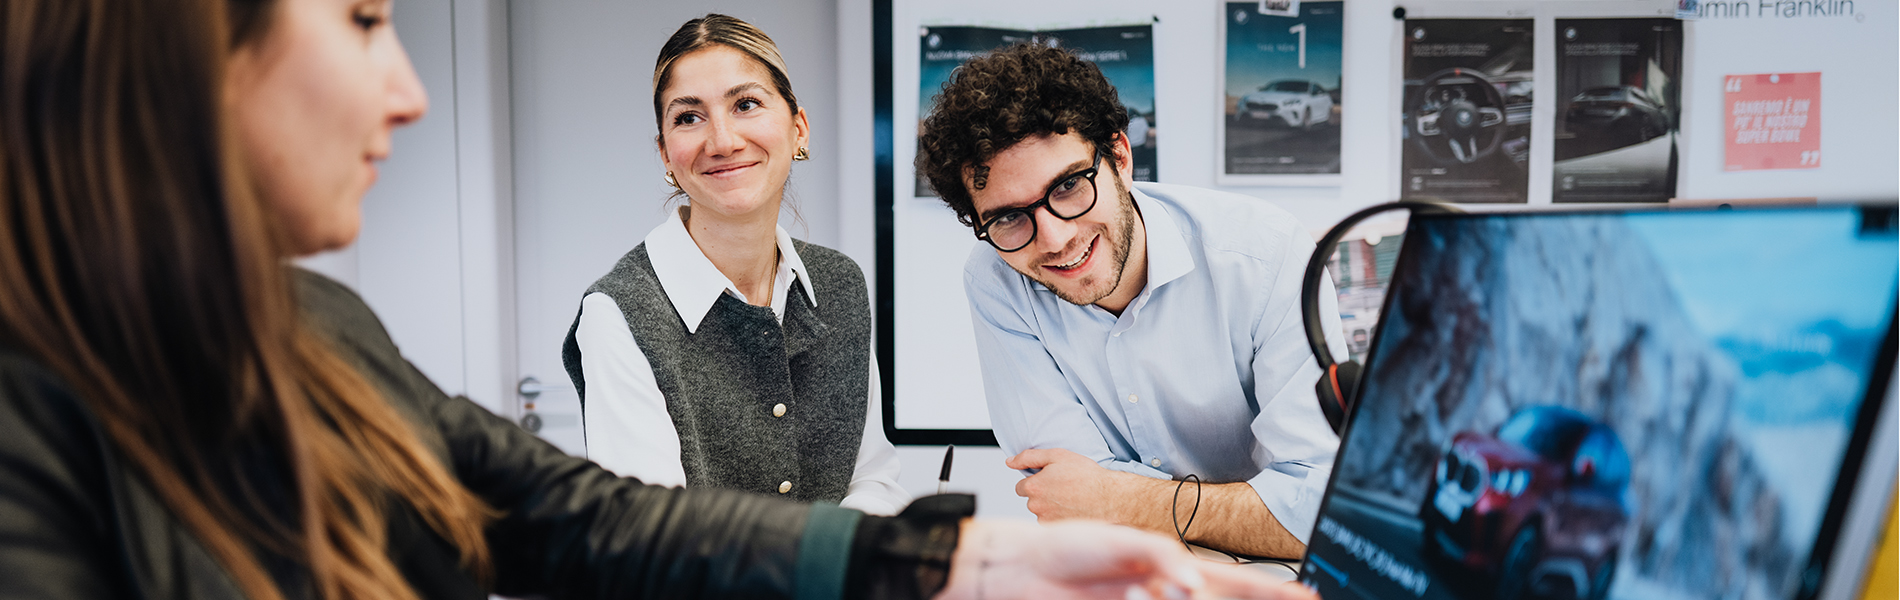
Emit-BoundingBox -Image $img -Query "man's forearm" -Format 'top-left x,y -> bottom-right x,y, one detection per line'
1108,477 -> 1306,559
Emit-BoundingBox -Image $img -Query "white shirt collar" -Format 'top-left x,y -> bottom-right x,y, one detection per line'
1131,187 -> 1195,292
644,207 -> 818,333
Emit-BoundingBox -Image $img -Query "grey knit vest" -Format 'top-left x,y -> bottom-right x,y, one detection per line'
560,241 -> 869,503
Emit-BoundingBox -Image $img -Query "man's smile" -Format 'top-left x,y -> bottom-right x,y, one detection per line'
1042,234 -> 1099,275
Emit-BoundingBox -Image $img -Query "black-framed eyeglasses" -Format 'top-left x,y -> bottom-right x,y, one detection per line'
975,154 -> 1102,253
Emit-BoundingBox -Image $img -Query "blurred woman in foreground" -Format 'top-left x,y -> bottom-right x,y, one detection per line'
0,0 -> 1315,599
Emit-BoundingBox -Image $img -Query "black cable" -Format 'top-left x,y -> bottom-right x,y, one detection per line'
1171,474 -> 1201,552
1171,474 -> 1303,577
1198,544 -> 1302,575
1236,556 -> 1302,577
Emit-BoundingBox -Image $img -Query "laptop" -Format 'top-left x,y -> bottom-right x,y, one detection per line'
1300,205 -> 1898,600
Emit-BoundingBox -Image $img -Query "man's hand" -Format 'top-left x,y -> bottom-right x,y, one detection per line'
933,519 -> 1318,600
1006,448 -> 1308,558
1007,448 -> 1155,525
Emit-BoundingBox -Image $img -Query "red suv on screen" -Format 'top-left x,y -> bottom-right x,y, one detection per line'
1419,406 -> 1632,600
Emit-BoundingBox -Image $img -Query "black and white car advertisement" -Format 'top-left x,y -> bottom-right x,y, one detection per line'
1553,19 -> 1682,203
1400,19 -> 1533,204
1220,1 -> 1344,181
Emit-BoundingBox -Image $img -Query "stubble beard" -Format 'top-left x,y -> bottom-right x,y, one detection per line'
1039,180 -> 1137,307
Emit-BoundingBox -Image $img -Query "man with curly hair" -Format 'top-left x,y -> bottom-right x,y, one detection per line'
918,43 -> 1346,558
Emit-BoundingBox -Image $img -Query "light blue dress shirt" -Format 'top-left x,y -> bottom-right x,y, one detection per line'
964,182 -> 1346,543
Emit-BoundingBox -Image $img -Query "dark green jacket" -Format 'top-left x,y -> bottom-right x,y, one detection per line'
0,269 -> 963,599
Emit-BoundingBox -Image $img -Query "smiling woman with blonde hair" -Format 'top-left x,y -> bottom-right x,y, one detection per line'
561,13 -> 908,515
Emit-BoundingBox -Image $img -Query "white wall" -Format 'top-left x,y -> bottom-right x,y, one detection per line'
836,0 -> 878,271
1676,3 -> 1899,200
361,0 -> 466,398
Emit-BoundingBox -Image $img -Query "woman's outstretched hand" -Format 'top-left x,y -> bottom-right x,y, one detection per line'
934,519 -> 1320,600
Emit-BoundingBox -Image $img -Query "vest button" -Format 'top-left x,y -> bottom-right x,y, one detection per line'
778,481 -> 792,494
772,403 -> 787,417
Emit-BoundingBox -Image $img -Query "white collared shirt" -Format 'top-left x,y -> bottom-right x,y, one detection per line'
576,208 -> 909,515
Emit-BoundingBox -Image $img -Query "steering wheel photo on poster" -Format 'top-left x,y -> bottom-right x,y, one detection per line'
1406,68 -> 1507,165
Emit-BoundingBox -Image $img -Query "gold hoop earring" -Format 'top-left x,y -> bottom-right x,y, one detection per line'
793,147 -> 811,161
663,171 -> 680,190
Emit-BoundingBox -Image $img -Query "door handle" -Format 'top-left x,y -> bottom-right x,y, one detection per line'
517,376 -> 572,399
515,376 -> 571,434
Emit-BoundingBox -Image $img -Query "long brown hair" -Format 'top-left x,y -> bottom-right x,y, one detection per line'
0,1 -> 494,598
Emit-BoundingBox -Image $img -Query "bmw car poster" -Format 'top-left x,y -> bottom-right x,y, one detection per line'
1043,25 -> 1159,183
1219,1 -> 1344,182
1400,19 -> 1533,204
914,24 -> 1157,197
1553,19 -> 1682,203
914,27 -> 1027,197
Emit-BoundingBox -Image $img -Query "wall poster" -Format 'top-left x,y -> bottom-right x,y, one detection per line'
1399,19 -> 1533,204
1553,19 -> 1683,203
1723,72 -> 1821,172
915,24 -> 1157,197
1219,1 -> 1344,182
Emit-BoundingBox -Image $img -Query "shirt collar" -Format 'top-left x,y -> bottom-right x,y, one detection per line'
1130,186 -> 1195,292
644,207 -> 817,333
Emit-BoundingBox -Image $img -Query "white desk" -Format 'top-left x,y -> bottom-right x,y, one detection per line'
1187,544 -> 1303,584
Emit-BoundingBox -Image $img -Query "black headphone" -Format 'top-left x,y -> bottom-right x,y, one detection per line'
1300,201 -> 1461,434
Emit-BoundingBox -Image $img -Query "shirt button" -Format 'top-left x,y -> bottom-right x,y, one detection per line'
1151,458 -> 1162,468
1128,394 -> 1138,403
772,403 -> 787,417
778,481 -> 792,494
1113,331 -> 1122,337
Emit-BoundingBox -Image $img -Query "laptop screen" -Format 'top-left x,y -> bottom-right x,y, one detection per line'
1301,206 -> 1898,600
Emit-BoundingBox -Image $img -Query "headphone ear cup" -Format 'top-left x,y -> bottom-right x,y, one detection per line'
1336,360 -> 1362,410
1316,361 -> 1364,435
1317,376 -> 1346,434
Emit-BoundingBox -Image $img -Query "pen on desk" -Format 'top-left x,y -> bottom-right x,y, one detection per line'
936,445 -> 955,494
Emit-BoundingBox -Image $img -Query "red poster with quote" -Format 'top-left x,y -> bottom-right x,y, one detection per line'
1723,72 -> 1820,171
